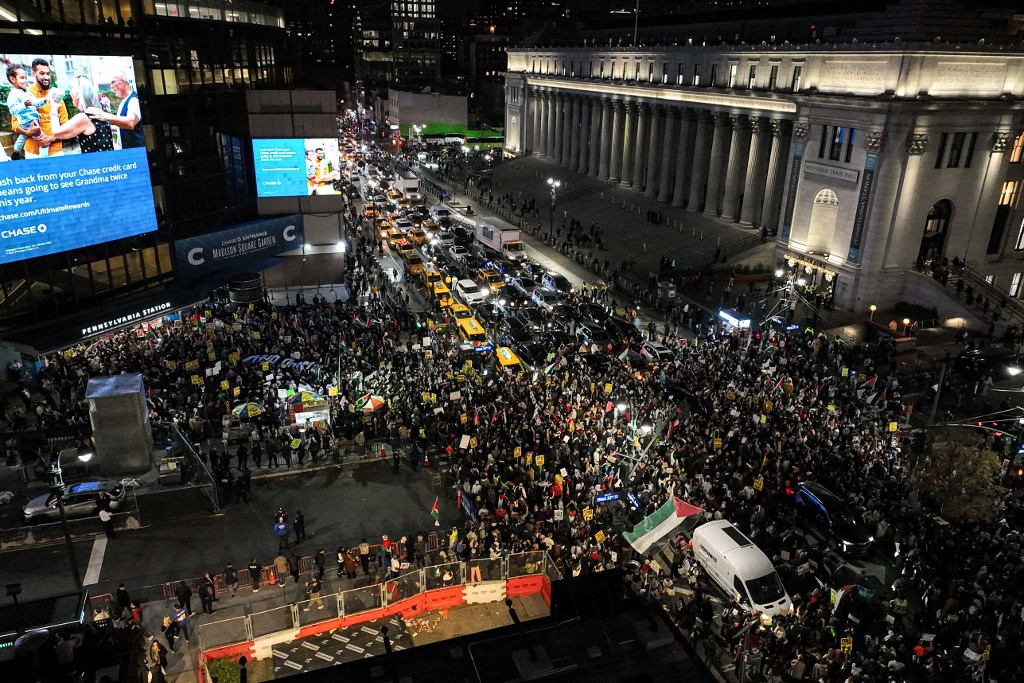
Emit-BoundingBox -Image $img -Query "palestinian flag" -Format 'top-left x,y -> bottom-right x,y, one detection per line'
623,497 -> 704,555
431,497 -> 440,526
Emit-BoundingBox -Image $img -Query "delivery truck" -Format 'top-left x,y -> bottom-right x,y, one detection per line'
474,218 -> 527,261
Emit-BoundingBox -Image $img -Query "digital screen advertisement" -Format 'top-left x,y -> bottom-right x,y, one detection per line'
252,138 -> 341,197
0,53 -> 156,265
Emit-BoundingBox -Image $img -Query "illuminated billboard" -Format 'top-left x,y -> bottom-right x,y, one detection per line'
252,138 -> 342,197
0,54 -> 157,265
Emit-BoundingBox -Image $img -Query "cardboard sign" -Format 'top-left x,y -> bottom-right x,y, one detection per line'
514,446 -> 522,458
594,530 -> 606,543
459,435 -> 471,450
185,360 -> 200,371
582,507 -> 593,521
604,383 -> 613,394
233,386 -> 241,397
469,437 -> 478,449
290,438 -> 301,449
888,421 -> 898,432
535,454 -> 545,466
262,362 -> 270,371
840,637 -> 853,653
191,375 -> 203,385
328,386 -> 338,397
753,477 -> 764,491
220,380 -> 230,391
713,438 -> 722,450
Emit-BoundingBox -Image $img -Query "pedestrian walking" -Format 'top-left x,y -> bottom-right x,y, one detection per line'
171,603 -> 190,645
336,545 -> 346,578
174,582 -> 193,616
99,507 -> 115,538
161,615 -> 176,652
274,516 -> 290,551
344,548 -> 359,579
114,582 -> 132,620
198,578 -> 215,615
248,557 -> 263,593
224,563 -> 238,597
314,548 -> 326,580
303,576 -> 324,611
294,510 -> 306,543
273,553 -> 290,587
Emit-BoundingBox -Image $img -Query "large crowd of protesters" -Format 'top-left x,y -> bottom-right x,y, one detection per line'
18,149 -> 1023,683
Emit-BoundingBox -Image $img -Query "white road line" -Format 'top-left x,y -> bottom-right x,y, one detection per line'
83,536 -> 108,586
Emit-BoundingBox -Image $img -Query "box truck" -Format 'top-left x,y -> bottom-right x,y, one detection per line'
475,218 -> 527,261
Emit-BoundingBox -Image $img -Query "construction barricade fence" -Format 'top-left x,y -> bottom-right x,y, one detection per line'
196,551 -> 562,676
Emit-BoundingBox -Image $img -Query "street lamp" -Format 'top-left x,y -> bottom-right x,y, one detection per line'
902,317 -> 911,335
546,177 -> 561,235
51,447 -> 94,593
869,304 -> 877,322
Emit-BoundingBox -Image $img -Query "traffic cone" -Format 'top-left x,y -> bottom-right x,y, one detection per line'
423,451 -> 430,468
380,444 -> 387,458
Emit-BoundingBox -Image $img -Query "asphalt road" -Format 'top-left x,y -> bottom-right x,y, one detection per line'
1,459 -> 458,603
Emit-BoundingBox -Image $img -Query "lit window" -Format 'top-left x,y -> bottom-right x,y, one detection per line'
1011,273 -> 1023,297
1011,133 -> 1024,163
1000,181 -> 1018,206
791,65 -> 803,92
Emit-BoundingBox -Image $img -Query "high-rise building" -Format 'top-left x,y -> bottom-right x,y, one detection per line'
274,0 -> 358,94
355,0 -> 441,93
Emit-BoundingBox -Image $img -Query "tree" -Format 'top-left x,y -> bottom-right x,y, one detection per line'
911,427 -> 1006,523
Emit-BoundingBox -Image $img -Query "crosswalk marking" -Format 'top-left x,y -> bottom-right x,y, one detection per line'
83,536 -> 107,586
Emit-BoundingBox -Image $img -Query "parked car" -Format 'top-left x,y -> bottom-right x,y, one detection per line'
793,481 -> 875,556
435,231 -> 455,247
640,341 -> 676,363
531,289 -> 560,312
509,276 -> 539,297
449,245 -> 470,263
24,480 -> 126,524
498,317 -> 534,344
604,316 -> 645,347
575,321 -> 614,352
452,226 -> 475,247
454,278 -> 488,304
514,307 -> 550,335
541,271 -> 573,293
429,205 -> 451,220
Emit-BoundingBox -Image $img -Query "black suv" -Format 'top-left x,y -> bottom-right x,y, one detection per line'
793,481 -> 874,557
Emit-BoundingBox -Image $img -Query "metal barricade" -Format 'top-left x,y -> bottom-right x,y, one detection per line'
250,605 -> 294,638
422,561 -> 462,591
383,570 -> 422,606
507,551 -> 545,578
297,591 -> 339,626
465,557 -> 501,583
197,615 -> 250,650
543,553 -> 563,583
339,584 -> 382,617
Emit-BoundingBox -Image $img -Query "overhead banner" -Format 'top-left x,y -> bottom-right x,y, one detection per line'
174,214 -> 303,276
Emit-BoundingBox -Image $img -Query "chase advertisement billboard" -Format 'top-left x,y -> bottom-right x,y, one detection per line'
0,53 -> 156,264
173,214 -> 303,276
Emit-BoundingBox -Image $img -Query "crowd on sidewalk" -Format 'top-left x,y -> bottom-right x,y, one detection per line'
15,157 -> 1021,683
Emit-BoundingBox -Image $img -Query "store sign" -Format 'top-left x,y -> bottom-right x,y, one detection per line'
81,301 -> 173,337
174,214 -> 304,276
804,161 -> 860,183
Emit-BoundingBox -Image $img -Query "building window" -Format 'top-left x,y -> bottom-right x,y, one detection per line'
1000,181 -> 1018,206
728,63 -> 737,88
569,60 -> 574,77
692,64 -> 700,86
635,62 -> 641,81
791,65 -> 803,92
600,59 -> 605,78
934,133 -> 948,169
829,126 -> 846,161
748,64 -> 757,88
1012,273 -> 1023,297
648,61 -> 654,82
964,132 -> 978,168
1015,216 -> 1024,251
677,64 -> 685,84
947,132 -> 967,168
768,65 -> 778,90
1012,132 -> 1024,163
818,125 -> 829,159
662,63 -> 669,83
710,63 -> 719,86
845,128 -> 856,163
988,181 -> 1019,253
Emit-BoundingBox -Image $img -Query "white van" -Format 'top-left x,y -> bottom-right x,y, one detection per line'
691,520 -> 793,622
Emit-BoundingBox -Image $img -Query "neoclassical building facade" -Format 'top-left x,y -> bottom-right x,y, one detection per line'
502,44 -> 1024,312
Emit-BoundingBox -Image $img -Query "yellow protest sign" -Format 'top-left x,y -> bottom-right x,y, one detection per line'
753,477 -> 764,491
760,414 -> 767,425
430,393 -> 437,403
514,446 -> 522,457
262,362 -> 270,371
233,386 -> 240,397
841,367 -> 849,378
424,350 -> 432,359
469,437 -> 478,449
191,375 -> 202,385
713,438 -> 722,450
763,399 -> 773,412
888,421 -> 898,432
220,380 -> 230,391
857,373 -> 867,382
604,383 -> 613,394
204,310 -> 212,318
460,413 -> 468,424
457,374 -> 465,383
290,438 -> 301,449
63,349 -> 73,359
582,507 -> 593,521
594,530 -> 606,543
328,386 -> 338,397
726,390 -> 735,400
526,453 -> 533,465
165,360 -> 177,370
840,637 -> 853,653
535,454 -> 545,467
185,360 -> 199,371
250,330 -> 261,340
208,351 -> 216,362
463,360 -> 473,371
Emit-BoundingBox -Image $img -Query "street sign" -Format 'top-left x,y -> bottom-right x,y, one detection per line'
595,492 -> 621,504
626,492 -> 640,510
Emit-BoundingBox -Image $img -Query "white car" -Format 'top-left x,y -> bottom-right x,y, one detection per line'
455,278 -> 487,304
531,289 -> 559,312
640,341 -> 675,363
436,231 -> 455,247
430,206 -> 452,220
449,245 -> 469,263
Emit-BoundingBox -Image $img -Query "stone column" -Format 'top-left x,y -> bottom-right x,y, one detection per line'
567,95 -> 581,169
545,93 -> 556,157
528,88 -> 540,155
671,110 -> 695,207
759,120 -> 788,234
619,102 -> 639,186
740,117 -> 771,227
687,111 -> 714,212
703,113 -> 732,217
560,95 -> 573,165
608,100 -> 625,182
644,105 -> 664,197
657,108 -> 678,202
552,93 -> 565,163
721,115 -> 753,221
631,103 -> 651,189
588,97 -> 602,176
572,96 -> 587,172
598,99 -> 614,179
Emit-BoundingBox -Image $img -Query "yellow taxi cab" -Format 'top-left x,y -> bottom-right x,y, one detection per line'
395,240 -> 416,258
402,249 -> 424,276
455,317 -> 490,346
363,206 -> 378,220
376,218 -> 394,239
407,229 -> 428,245
397,197 -> 411,209
445,302 -> 475,321
386,188 -> 403,201
477,268 -> 504,294
386,229 -> 406,248
495,346 -> 524,375
432,280 -> 454,309
422,264 -> 442,289
420,218 -> 439,236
